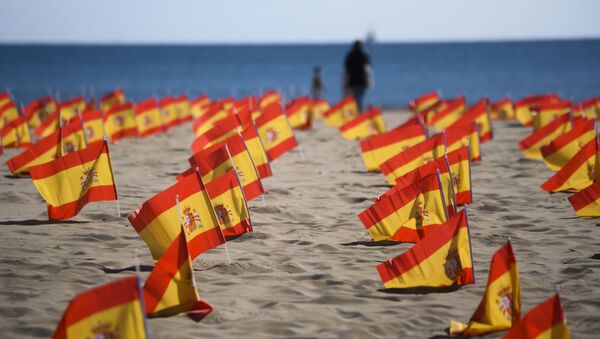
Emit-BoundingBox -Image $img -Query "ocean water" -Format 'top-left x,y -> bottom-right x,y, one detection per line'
0,40 -> 599,108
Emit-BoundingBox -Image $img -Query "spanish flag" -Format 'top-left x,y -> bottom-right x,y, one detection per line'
359,173 -> 449,243
99,88 -> 126,112
541,119 -> 595,172
58,118 -> 87,155
450,241 -> 520,336
532,100 -> 572,131
258,90 -> 282,109
143,230 -> 213,318
568,180 -> 600,217
541,137 -> 600,192
514,94 -> 559,126
175,95 -> 192,123
190,95 -> 211,119
430,97 -> 466,131
191,114 -> 241,153
408,91 -> 440,113
104,102 -> 137,143
80,109 -> 105,147
339,106 -> 386,140
490,98 -> 515,120
1,116 -> 31,148
159,97 -> 180,130
52,276 -> 147,339
189,134 -> 264,202
255,103 -> 298,161
360,123 -> 427,172
573,97 -> 600,119
0,101 -> 21,129
58,96 -> 86,121
323,96 -> 359,127
34,109 -> 62,137
379,133 -> 446,185
241,123 -> 272,179
451,98 -> 493,142
193,104 -> 232,137
205,169 -> 253,237
519,114 -> 572,160
377,208 -> 474,289
445,121 -> 481,162
447,146 -> 473,205
0,91 -> 10,107
135,98 -> 164,137
24,96 -> 56,129
310,98 -> 330,119
503,294 -> 569,339
129,172 -> 225,261
285,97 -> 311,129
29,140 -> 117,220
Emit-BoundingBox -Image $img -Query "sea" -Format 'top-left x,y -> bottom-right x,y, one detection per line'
1,39 -> 599,108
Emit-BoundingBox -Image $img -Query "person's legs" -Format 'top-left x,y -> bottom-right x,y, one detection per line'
351,86 -> 366,112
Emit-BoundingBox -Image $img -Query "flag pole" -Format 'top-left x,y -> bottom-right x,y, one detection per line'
463,205 -> 476,284
104,136 -> 120,217
133,249 -> 150,339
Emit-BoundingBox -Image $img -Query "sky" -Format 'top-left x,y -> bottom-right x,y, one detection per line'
1,0 -> 599,44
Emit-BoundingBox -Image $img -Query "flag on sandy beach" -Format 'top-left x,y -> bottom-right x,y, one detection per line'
532,100 -> 572,131
79,109 -> 105,146
159,97 -> 180,130
29,140 -> 117,220
568,180 -> 600,216
58,118 -> 87,155
190,95 -> 211,119
99,88 -> 126,112
58,96 -> 86,121
339,106 -> 386,140
193,104 -> 232,136
359,123 -> 426,172
175,95 -> 192,123
408,91 -> 440,113
541,137 -> 599,192
490,98 -> 515,120
376,209 -> 474,289
191,114 -> 241,153
129,172 -> 225,261
502,294 -> 569,339
0,101 -> 21,129
135,98 -> 164,137
241,124 -> 272,179
379,133 -> 446,185
285,97 -> 312,129
0,91 -> 11,108
451,98 -> 493,142
310,99 -> 330,119
445,121 -> 481,162
1,116 -> 31,148
103,102 -> 137,142
359,173 -> 448,243
519,114 -> 572,160
446,146 -> 473,205
258,89 -> 282,109
23,96 -> 56,129
52,276 -> 147,339
255,103 -> 298,161
429,97 -> 466,131
34,109 -> 62,137
541,119 -> 595,172
143,230 -> 212,317
205,170 -> 253,237
514,94 -> 559,126
322,96 -> 359,127
450,241 -> 520,336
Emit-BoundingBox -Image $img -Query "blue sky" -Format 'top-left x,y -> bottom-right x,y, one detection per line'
1,0 -> 599,43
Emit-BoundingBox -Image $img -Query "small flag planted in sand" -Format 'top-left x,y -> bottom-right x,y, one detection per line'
190,95 -> 211,119
159,96 -> 180,130
568,180 -> 600,216
23,95 -> 57,129
99,88 -> 126,112
103,102 -> 138,143
240,124 -> 272,179
192,103 -> 231,136
285,96 -> 312,130
408,91 -> 440,114
254,103 -> 299,161
175,95 -> 192,123
58,96 -> 86,121
429,97 -> 466,131
258,89 -> 282,109
502,294 -> 570,339
1,116 -> 31,149
134,98 -> 164,137
359,172 -> 449,243
514,94 -> 559,127
450,240 -> 521,336
532,100 -> 572,132
490,98 -> 515,120
519,114 -> 573,160
445,147 -> 473,205
541,119 -> 595,172
52,276 -> 148,339
376,208 -> 474,289
322,96 -> 359,127
29,140 -> 117,220
359,123 -> 426,172
445,121 -> 481,162
338,106 -> 386,140
0,100 -> 21,129
79,109 -> 105,147
191,114 -> 241,152
450,98 -> 493,142
310,98 -> 330,120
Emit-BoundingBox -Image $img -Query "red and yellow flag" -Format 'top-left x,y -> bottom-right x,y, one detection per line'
339,106 -> 386,140
159,97 -> 180,130
310,98 -> 330,119
532,100 -> 572,131
29,140 -> 117,220
58,119 -> 87,155
359,123 -> 426,172
241,123 -> 272,179
0,101 -> 20,129
514,94 -> 559,126
540,136 -> 600,192
190,95 -> 211,119
175,95 -> 192,123
568,180 -> 600,217
285,97 -> 312,129
446,146 -> 473,205
322,96 -> 360,127
541,119 -> 595,172
445,121 -> 481,162
104,102 -> 137,142
258,89 -> 282,109
519,114 -> 572,160
99,88 -> 126,112
129,172 -> 225,261
58,96 -> 86,121
376,208 -> 474,289
1,116 -> 31,148
0,91 -> 10,108
503,294 -> 569,339
80,109 -> 105,147
379,133 -> 446,185
408,91 -> 440,113
255,103 -> 298,161
52,276 -> 147,339
359,173 -> 449,243
191,114 -> 241,153
450,241 -> 521,336
429,97 -> 466,131
24,96 -> 57,128
490,98 -> 515,120
135,98 -> 164,137
451,98 -> 493,142
205,170 -> 253,237
193,104 -> 232,137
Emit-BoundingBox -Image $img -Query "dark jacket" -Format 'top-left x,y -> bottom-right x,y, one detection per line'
344,48 -> 370,87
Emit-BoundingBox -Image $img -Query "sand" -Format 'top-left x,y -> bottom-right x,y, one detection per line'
0,110 -> 599,338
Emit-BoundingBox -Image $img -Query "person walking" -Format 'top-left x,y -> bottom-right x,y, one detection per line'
311,65 -> 324,100
343,40 -> 372,112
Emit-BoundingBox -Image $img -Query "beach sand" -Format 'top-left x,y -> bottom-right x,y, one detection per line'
0,110 -> 599,338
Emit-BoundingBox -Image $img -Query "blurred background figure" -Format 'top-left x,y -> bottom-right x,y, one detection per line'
343,40 -> 372,112
311,65 -> 324,100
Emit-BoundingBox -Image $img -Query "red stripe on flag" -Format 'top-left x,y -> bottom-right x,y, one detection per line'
47,185 -> 117,220
265,137 -> 298,161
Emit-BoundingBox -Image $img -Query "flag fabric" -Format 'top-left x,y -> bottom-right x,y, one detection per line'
99,89 -> 126,112
360,123 -> 427,172
80,109 -> 105,147
339,106 -> 386,140
191,114 -> 241,153
379,133 -> 446,185
241,123 -> 272,179
532,100 -> 572,131
446,146 -> 473,205
376,209 -> 474,289
451,98 -> 493,142
24,96 -> 57,129
159,97 -> 180,130
450,241 -> 521,336
58,96 -> 86,121
0,91 -> 10,108
129,172 -> 225,261
310,99 -> 330,119
568,180 -> 600,217
540,137 -> 599,192
502,294 -> 569,339
34,109 -> 63,137
519,114 -> 572,160
359,173 -> 449,243
175,95 -> 192,123
0,101 -> 21,129
143,230 -> 212,318
445,121 -> 482,162
490,98 -> 515,120
322,96 -> 360,127
135,98 -> 164,137
29,140 -> 117,220
52,276 -> 147,339
58,119 -> 87,155
255,103 -> 298,161
409,91 -> 440,113
285,97 -> 312,129
258,90 -> 282,109
190,95 -> 211,119
104,102 -> 137,142
514,94 -> 559,126
193,104 -> 232,137
1,116 -> 31,148
205,169 -> 253,237
429,97 -> 466,131
541,119 -> 595,172
573,97 -> 600,119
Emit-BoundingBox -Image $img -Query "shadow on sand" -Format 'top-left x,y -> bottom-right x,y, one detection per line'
341,240 -> 402,247
378,285 -> 462,295
102,265 -> 154,274
0,219 -> 90,226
